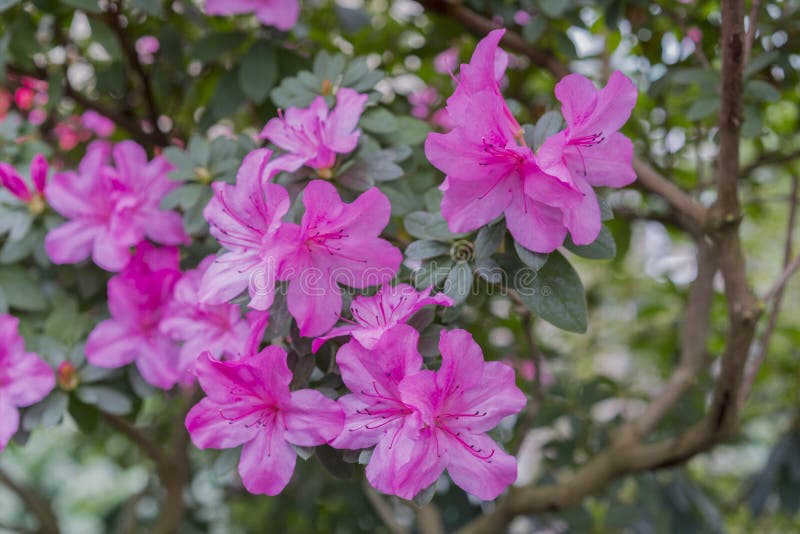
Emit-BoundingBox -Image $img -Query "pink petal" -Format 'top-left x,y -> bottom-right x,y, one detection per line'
134,335 -> 184,389
0,396 -> 19,451
329,394 -> 391,450
283,389 -> 344,447
30,153 -> 48,194
144,210 -> 189,246
256,0 -> 300,31
504,193 -> 568,253
85,320 -> 140,368
185,397 -> 259,449
286,276 -> 343,338
440,175 -> 513,234
44,219 -> 100,265
92,231 -> 134,271
238,424 -> 296,495
198,252 -> 261,305
0,163 -> 31,201
443,432 -> 517,500
564,132 -> 636,188
45,171 -> 93,218
562,177 -> 601,245
324,88 -> 368,154
336,324 -> 422,399
4,352 -> 55,407
436,329 -> 484,394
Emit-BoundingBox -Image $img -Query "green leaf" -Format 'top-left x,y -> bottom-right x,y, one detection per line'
514,241 -> 549,271
686,96 -> 719,121
745,80 -> 780,103
565,226 -> 617,260
131,0 -> 162,16
360,108 -> 398,134
405,240 -> 449,260
238,41 -> 278,104
443,261 -> 473,306
537,0 -> 570,18
191,31 -> 247,62
390,117 -> 431,146
404,211 -> 461,241
514,251 -> 587,333
77,386 -> 133,415
0,266 -> 46,311
23,392 -> 67,431
88,19 -> 123,60
532,111 -> 563,150
474,221 -> 505,259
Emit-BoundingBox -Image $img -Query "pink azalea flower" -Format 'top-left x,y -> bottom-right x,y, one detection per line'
135,35 -> 160,55
80,110 -> 115,138
514,10 -> 532,26
199,148 -> 290,311
54,122 -> 81,151
185,347 -> 344,495
331,326 -> 525,501
28,108 -> 47,126
426,89 -> 581,253
0,153 -> 48,204
426,29 -> 582,252
535,71 -> 638,244
312,283 -> 453,353
205,0 -> 300,31
434,47 -> 459,75
14,87 -> 34,110
45,141 -> 188,271
160,256 -> 252,371
0,315 -> 55,451
273,180 -> 402,338
260,88 -> 368,177
85,244 -> 185,389
687,27 -> 703,45
408,86 -> 439,119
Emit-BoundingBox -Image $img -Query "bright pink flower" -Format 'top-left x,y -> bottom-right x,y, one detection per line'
14,87 -> 34,110
687,27 -> 702,45
45,141 -> 188,271
260,88 -> 368,176
199,148 -> 290,311
430,108 -> 456,131
86,244 -> 185,389
0,315 -> 55,451
185,347 -> 344,495
535,71 -> 638,244
426,89 -> 580,253
331,326 -> 525,501
205,0 -> 300,31
434,47 -> 459,75
273,180 -> 402,338
312,284 -> 452,353
28,108 -> 47,126
161,256 -> 252,371
81,110 -> 115,138
0,153 -> 48,204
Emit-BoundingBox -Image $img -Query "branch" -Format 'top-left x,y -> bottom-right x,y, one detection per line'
99,410 -> 170,469
362,478 -> 409,534
740,176 -> 799,403
0,469 -> 60,534
743,0 -> 762,66
740,148 -> 800,178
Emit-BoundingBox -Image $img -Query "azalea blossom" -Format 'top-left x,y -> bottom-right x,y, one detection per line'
205,0 -> 300,31
0,153 -> 48,211
535,71 -> 638,244
85,244 -> 185,389
426,30 -> 583,252
160,256 -> 252,369
434,47 -> 459,75
185,347 -> 344,495
273,180 -> 402,338
0,314 -> 55,451
80,110 -> 115,138
199,148 -> 290,311
312,283 -> 453,353
260,88 -> 368,178
331,326 -> 525,501
45,141 -> 188,271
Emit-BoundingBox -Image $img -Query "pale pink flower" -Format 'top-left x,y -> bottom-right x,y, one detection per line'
185,347 -> 344,495
312,284 -> 453,353
0,315 -> 55,451
205,0 -> 300,31
81,110 -> 115,138
85,244 -> 185,389
45,141 -> 188,271
272,180 -> 402,338
260,88 -> 368,177
331,326 -> 525,501
434,47 -> 459,75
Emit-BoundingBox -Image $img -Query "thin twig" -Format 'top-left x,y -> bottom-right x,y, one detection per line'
99,410 -> 170,469
0,469 -> 60,534
740,176 -> 799,403
362,477 -> 409,534
743,0 -> 762,66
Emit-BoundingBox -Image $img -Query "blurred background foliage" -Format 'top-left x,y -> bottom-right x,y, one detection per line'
0,0 -> 798,532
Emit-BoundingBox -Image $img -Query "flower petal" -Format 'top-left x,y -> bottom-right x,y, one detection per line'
443,432 -> 517,501
185,397 -> 259,449
283,389 -> 344,447
238,424 -> 296,495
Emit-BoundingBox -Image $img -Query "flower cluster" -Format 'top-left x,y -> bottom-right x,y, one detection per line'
0,153 -> 48,213
205,0 -> 300,31
425,29 -> 638,252
45,141 -> 189,271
